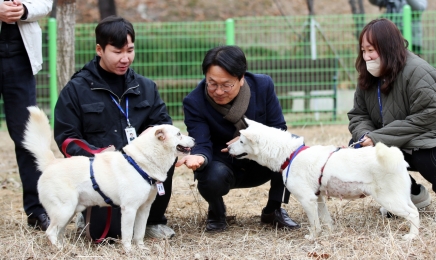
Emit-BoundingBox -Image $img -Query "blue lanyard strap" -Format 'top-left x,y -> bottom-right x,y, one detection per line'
110,95 -> 131,127
377,81 -> 384,127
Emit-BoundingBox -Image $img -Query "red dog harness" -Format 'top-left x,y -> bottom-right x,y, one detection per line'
282,146 -> 341,196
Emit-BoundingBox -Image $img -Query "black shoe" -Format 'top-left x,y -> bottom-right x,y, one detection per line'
261,208 -> 300,229
28,212 -> 50,231
206,210 -> 227,232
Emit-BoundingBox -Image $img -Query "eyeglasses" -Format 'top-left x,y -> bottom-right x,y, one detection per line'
206,81 -> 237,92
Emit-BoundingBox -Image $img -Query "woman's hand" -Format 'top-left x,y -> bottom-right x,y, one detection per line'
360,135 -> 374,147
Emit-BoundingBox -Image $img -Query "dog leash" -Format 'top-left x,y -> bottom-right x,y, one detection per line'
61,138 -> 113,244
61,138 -> 107,157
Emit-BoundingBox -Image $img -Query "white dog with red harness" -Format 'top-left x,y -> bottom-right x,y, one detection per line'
227,119 -> 419,240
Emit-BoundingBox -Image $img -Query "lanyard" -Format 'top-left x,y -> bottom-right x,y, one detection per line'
110,95 -> 131,127
377,81 -> 384,127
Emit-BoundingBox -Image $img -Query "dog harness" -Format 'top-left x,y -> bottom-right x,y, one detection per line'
281,145 -> 342,196
282,144 -> 309,185
315,147 -> 341,195
88,154 -> 158,208
89,158 -> 119,208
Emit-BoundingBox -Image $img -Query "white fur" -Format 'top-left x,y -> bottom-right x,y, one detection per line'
23,106 -> 195,252
228,119 -> 419,240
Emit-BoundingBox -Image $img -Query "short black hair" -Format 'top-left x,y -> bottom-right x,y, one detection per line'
202,45 -> 247,79
95,16 -> 135,50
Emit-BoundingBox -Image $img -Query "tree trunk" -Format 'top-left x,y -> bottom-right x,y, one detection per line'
98,0 -> 117,20
56,0 -> 76,92
349,0 -> 365,39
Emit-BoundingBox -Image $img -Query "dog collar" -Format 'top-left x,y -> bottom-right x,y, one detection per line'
124,154 -> 157,185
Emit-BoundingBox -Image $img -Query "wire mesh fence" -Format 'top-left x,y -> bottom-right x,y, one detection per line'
1,11 -> 435,128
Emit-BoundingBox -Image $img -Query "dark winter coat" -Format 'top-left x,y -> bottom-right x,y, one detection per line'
348,51 -> 436,149
54,56 -> 172,156
183,72 -> 287,164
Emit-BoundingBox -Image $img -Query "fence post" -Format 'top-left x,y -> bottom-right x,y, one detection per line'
48,18 -> 57,128
403,5 -> 412,51
225,18 -> 235,45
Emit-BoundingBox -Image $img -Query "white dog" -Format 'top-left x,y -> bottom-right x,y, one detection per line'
227,119 -> 419,240
22,106 -> 195,251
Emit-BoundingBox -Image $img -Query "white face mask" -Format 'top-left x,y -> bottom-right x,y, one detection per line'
366,57 -> 381,77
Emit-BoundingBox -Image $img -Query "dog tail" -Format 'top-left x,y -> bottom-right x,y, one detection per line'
23,106 -> 56,172
375,142 -> 408,173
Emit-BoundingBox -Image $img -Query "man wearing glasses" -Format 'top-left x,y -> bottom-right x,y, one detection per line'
176,45 -> 300,232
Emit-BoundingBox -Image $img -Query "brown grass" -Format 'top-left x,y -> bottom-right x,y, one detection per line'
1,124 -> 435,259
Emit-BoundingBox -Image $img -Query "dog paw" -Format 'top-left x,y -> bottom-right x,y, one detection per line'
136,244 -> 150,251
305,234 -> 315,240
402,234 -> 416,241
123,244 -> 132,253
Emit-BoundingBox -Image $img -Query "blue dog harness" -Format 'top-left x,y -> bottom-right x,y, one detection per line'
89,154 -> 158,207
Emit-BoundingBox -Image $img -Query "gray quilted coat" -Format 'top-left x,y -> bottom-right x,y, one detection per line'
348,51 -> 436,149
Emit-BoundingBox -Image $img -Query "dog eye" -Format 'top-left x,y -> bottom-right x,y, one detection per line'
240,140 -> 243,144
177,132 -> 181,136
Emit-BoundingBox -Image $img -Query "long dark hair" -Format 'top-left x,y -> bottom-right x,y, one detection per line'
356,18 -> 408,94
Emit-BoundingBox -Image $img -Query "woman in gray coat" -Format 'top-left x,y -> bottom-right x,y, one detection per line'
348,18 -> 436,213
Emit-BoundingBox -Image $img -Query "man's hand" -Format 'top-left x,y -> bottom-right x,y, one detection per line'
176,155 -> 205,171
221,136 -> 240,153
0,1 -> 24,24
101,145 -> 116,153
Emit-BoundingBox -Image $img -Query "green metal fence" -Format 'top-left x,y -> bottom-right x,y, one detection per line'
2,8 -> 436,128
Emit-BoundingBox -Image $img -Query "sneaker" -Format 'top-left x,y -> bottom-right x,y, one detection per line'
75,213 -> 86,230
411,184 -> 432,209
145,224 -> 175,239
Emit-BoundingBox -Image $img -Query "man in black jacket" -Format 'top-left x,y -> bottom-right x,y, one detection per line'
54,16 -> 175,239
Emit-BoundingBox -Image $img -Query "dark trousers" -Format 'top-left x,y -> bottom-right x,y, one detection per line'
404,148 -> 436,193
195,159 -> 290,217
0,53 -> 45,217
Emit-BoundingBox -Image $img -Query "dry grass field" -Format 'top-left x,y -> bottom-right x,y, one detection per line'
0,123 -> 435,259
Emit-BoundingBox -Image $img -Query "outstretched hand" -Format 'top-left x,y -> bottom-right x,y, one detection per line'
176,155 -> 205,171
221,136 -> 240,153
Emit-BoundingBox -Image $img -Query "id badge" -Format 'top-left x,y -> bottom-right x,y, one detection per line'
156,182 -> 165,196
125,126 -> 137,144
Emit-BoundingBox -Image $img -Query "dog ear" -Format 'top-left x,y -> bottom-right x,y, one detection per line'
240,130 -> 261,154
155,128 -> 166,141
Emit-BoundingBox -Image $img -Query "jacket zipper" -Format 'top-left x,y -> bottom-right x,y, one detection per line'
91,84 -> 139,103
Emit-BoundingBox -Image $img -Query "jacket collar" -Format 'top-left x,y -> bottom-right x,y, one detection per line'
73,56 -> 140,96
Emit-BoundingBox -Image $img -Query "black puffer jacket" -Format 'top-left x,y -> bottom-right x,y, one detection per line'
54,56 -> 172,156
